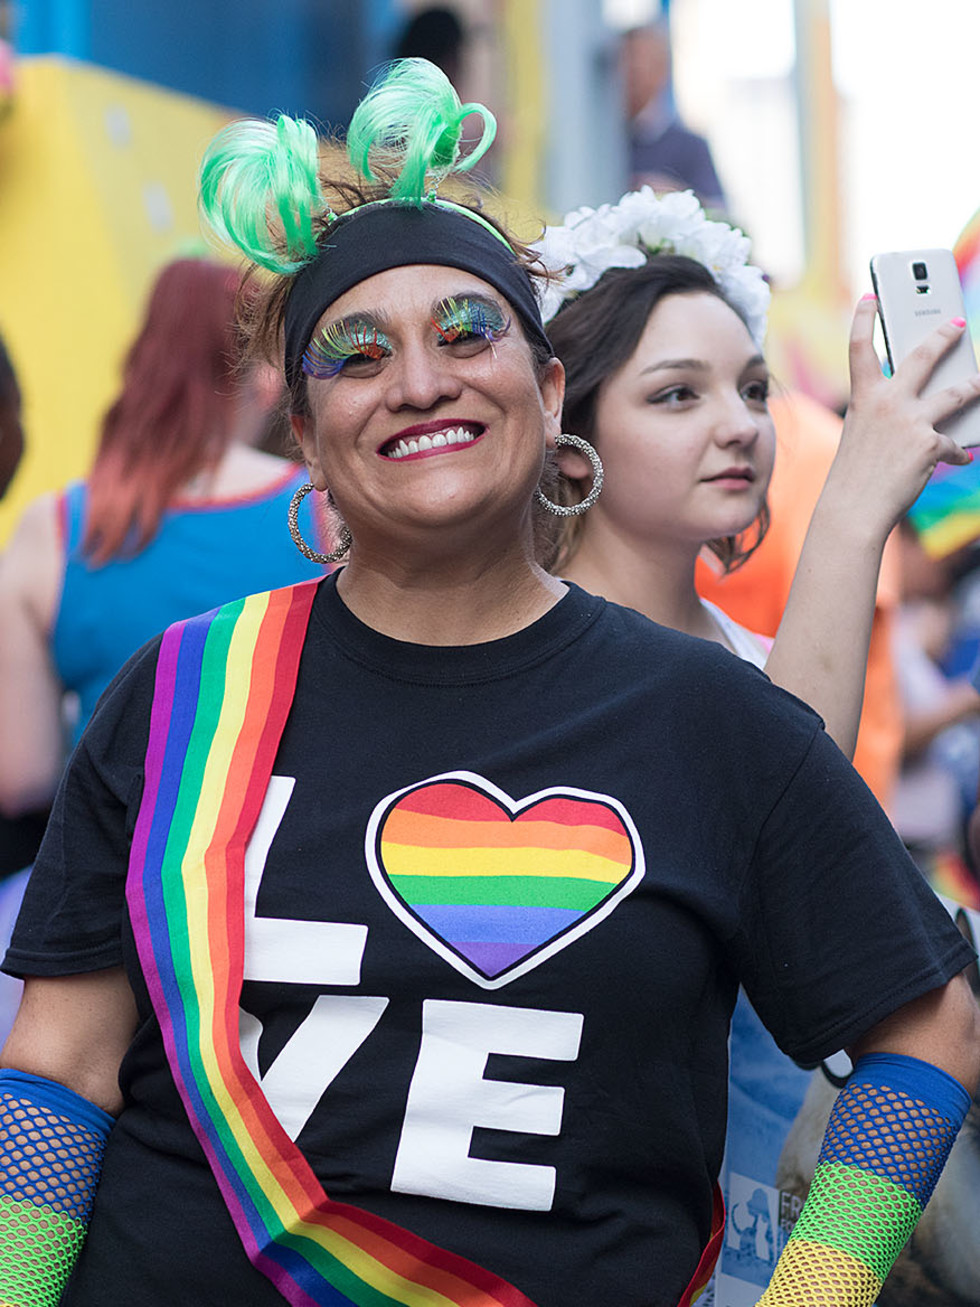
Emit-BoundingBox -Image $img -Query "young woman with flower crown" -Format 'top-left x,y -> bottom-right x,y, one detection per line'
0,61 -> 976,1307
535,190 -> 980,1305
536,189 -> 978,764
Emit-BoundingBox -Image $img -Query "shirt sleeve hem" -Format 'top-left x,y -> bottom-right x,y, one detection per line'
2,941 -> 124,980
783,936 -> 978,1067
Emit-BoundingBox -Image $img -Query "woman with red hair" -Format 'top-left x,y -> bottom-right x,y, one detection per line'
0,257 -> 325,822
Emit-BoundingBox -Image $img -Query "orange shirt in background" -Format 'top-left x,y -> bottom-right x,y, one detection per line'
696,390 -> 902,810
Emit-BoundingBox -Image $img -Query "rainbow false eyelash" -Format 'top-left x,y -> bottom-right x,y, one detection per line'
432,296 -> 510,345
302,319 -> 391,378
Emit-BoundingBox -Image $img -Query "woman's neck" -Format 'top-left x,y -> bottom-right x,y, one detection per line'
337,543 -> 566,646
562,522 -> 722,644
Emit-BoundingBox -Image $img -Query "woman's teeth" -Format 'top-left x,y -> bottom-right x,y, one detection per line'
384,427 -> 478,459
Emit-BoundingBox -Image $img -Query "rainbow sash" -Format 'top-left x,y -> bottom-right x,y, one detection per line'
125,582 -> 536,1307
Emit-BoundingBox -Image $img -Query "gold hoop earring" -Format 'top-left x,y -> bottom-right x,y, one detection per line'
287,482 -> 352,564
535,433 -> 604,517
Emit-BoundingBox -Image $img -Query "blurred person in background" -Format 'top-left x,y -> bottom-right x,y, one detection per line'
621,22 -> 726,211
390,5 -> 501,186
392,5 -> 465,87
892,519 -> 980,907
0,260 -> 326,1043
0,333 -> 45,915
0,258 -> 326,826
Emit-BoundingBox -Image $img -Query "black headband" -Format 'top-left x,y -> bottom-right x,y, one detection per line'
282,201 -> 552,390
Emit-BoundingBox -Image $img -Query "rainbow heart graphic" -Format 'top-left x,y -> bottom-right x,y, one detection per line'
366,771 -> 644,989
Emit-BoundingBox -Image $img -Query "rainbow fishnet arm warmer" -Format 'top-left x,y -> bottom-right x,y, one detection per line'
757,1052 -> 970,1306
0,1069 -> 112,1306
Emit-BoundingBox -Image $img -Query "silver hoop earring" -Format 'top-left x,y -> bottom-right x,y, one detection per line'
288,482 -> 352,564
535,433 -> 604,517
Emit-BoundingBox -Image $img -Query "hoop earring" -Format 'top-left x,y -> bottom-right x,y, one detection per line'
288,482 -> 352,564
535,433 -> 604,517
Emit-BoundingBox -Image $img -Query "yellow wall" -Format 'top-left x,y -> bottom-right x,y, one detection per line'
0,57 -> 233,543
496,0 -> 553,239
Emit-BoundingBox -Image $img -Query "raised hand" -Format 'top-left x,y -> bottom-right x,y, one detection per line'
831,295 -> 979,542
762,297 -> 980,761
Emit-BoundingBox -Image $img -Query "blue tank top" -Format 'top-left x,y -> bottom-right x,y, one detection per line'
52,467 -> 325,742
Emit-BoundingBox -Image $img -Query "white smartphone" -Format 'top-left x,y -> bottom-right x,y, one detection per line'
870,248 -> 980,448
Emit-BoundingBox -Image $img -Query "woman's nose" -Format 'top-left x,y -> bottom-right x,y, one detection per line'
385,342 -> 463,411
713,396 -> 759,446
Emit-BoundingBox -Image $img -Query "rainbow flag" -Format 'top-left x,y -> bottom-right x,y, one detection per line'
125,582 -> 537,1307
907,460 -> 980,557
908,212 -> 980,557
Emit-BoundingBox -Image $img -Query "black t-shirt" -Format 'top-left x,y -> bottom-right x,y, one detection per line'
7,578 -> 974,1307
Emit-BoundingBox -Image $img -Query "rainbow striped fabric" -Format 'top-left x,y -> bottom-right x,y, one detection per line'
125,583 -> 537,1307
757,1054 -> 969,1305
907,458 -> 980,558
956,206 -> 980,338
371,778 -> 639,986
0,1074 -> 113,1307
919,848 -> 980,910
680,1186 -> 725,1306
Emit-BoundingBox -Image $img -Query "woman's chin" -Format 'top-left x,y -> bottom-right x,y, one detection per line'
704,499 -> 767,543
356,495 -> 535,551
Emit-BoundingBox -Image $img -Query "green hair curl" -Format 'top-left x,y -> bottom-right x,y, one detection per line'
347,58 -> 496,203
198,114 -> 329,274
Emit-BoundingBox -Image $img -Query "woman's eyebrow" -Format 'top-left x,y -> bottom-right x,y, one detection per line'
318,309 -> 391,337
639,357 -> 709,376
638,353 -> 768,379
430,291 -> 505,316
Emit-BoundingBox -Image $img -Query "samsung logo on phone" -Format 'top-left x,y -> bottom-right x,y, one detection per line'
914,308 -> 942,317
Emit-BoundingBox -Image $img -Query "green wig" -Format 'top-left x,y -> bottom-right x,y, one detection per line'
346,57 -> 495,201
198,58 -> 497,276
199,114 -> 327,274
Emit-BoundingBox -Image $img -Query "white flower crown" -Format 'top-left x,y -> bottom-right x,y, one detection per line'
533,187 -> 770,348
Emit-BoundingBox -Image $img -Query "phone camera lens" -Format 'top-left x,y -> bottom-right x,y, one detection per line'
912,261 -> 928,280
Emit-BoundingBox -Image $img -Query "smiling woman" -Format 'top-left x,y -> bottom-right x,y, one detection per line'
291,263 -> 563,613
0,58 -> 977,1307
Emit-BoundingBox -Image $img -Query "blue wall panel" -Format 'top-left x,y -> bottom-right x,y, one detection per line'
16,0 -> 404,126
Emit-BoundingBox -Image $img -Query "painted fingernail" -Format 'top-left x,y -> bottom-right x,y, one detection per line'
970,451 -> 976,463
860,293 -> 877,302
953,316 -> 967,328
